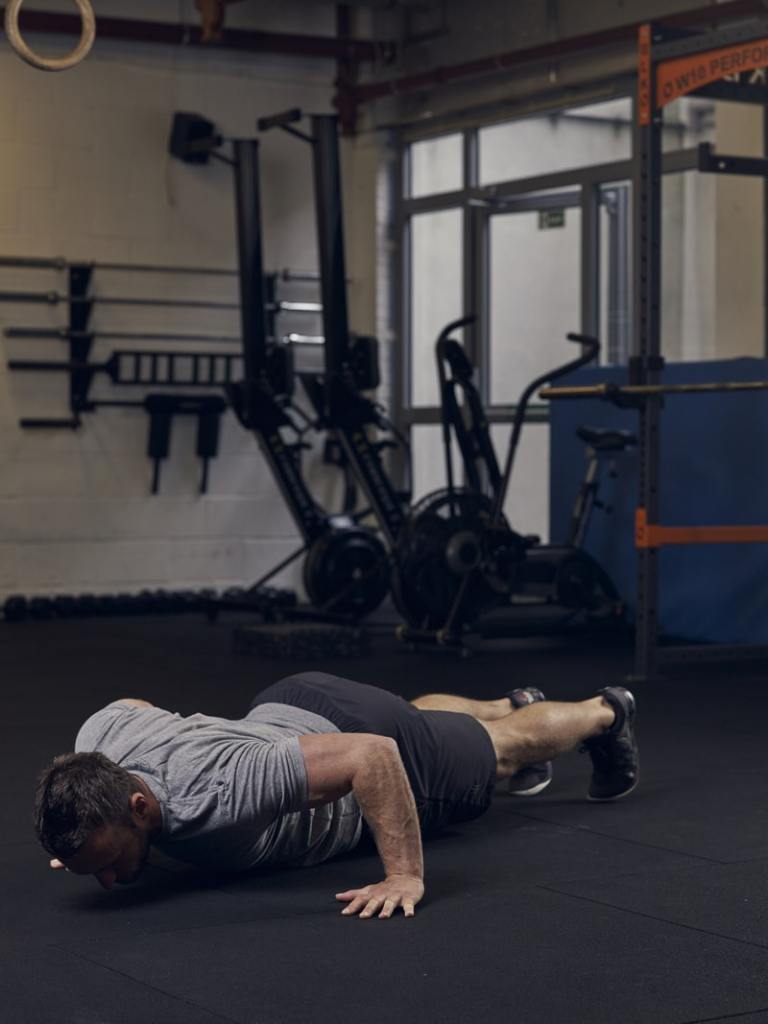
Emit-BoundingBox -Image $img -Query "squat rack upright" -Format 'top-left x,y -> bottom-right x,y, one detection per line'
598,19 -> 768,681
544,18 -> 768,680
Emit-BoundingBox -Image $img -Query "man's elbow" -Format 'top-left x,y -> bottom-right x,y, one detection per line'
353,735 -> 401,774
369,735 -> 398,756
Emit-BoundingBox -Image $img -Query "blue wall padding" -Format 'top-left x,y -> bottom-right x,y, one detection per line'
547,358 -> 768,644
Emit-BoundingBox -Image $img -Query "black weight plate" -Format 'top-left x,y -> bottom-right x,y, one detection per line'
304,528 -> 389,617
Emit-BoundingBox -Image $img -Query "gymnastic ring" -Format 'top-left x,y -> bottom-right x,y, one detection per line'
5,0 -> 96,72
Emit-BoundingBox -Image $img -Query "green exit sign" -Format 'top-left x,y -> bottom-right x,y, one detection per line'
539,209 -> 566,229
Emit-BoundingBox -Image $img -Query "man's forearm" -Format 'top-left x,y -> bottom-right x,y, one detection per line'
351,738 -> 424,880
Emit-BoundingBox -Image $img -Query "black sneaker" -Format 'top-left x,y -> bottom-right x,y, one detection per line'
582,686 -> 638,801
506,687 -> 553,797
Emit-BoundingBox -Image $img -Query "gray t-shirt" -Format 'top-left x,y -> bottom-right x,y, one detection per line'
75,700 -> 363,870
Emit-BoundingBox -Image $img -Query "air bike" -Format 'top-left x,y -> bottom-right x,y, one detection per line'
168,112 -> 391,635
396,318 -> 635,649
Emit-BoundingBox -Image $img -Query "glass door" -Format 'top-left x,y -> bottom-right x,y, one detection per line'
483,191 -> 582,540
478,185 -> 630,540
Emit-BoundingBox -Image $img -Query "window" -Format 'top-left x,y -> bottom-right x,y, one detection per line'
488,204 -> 582,403
410,133 -> 463,197
479,98 -> 633,185
409,208 -> 464,407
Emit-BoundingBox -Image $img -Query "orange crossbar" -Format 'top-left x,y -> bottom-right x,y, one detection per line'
636,508 -> 768,548
656,35 -> 768,110
637,24 -> 768,117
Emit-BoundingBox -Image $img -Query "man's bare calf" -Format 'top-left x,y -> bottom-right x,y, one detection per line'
411,691 -> 615,780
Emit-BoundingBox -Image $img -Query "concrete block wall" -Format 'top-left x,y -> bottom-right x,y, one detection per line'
715,100 -> 765,359
0,1 -> 369,602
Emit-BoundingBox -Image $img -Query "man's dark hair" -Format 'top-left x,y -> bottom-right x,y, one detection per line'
34,752 -> 136,859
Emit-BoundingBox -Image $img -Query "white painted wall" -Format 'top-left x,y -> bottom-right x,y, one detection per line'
0,2 -> 348,602
714,100 -> 765,359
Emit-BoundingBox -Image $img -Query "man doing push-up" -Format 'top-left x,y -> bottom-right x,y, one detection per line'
34,672 -> 638,919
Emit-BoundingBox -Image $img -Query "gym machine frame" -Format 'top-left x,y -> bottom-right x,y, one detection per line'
308,114 -> 408,553
258,111 -> 409,552
170,114 -> 390,618
544,18 -> 768,682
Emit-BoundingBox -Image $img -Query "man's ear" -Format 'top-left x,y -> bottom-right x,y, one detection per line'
129,791 -> 148,820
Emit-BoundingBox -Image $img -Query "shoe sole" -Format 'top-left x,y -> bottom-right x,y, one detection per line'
587,776 -> 639,802
509,777 -> 552,797
587,687 -> 638,801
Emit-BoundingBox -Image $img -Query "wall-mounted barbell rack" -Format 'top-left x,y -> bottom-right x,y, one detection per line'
1,255 -> 324,492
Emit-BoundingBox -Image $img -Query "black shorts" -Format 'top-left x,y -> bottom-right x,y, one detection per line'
249,672 -> 498,837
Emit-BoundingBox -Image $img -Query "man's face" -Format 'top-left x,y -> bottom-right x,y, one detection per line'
63,822 -> 151,890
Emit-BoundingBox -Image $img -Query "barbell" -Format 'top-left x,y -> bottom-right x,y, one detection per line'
540,380 -> 768,401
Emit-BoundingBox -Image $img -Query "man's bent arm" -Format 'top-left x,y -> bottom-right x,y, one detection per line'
352,735 -> 423,881
298,733 -> 424,915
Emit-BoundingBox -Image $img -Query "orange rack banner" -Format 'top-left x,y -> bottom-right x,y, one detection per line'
655,36 -> 768,110
636,508 -> 768,548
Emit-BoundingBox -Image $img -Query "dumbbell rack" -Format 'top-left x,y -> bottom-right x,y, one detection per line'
3,582 -> 298,625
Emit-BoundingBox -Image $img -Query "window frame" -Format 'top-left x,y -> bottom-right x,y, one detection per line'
394,92 -> 638,461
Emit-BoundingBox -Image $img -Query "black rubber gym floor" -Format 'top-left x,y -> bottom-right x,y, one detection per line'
4,613 -> 768,1024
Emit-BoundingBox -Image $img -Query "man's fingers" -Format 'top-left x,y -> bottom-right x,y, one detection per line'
340,895 -> 369,916
336,880 -> 422,919
359,898 -> 384,919
335,888 -> 366,902
50,859 -> 66,870
378,899 -> 397,919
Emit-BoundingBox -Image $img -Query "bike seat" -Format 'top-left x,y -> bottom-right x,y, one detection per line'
576,426 -> 637,452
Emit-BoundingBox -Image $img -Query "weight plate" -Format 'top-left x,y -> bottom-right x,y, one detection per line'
304,527 -> 389,617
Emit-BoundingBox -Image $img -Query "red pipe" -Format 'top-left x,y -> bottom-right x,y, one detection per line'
1,7 -> 379,61
351,0 -> 768,103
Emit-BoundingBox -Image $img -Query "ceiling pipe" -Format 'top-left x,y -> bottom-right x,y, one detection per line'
350,0 -> 768,104
0,6 -> 381,61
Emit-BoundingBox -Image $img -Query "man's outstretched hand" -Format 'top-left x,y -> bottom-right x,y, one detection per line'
336,874 -> 424,919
